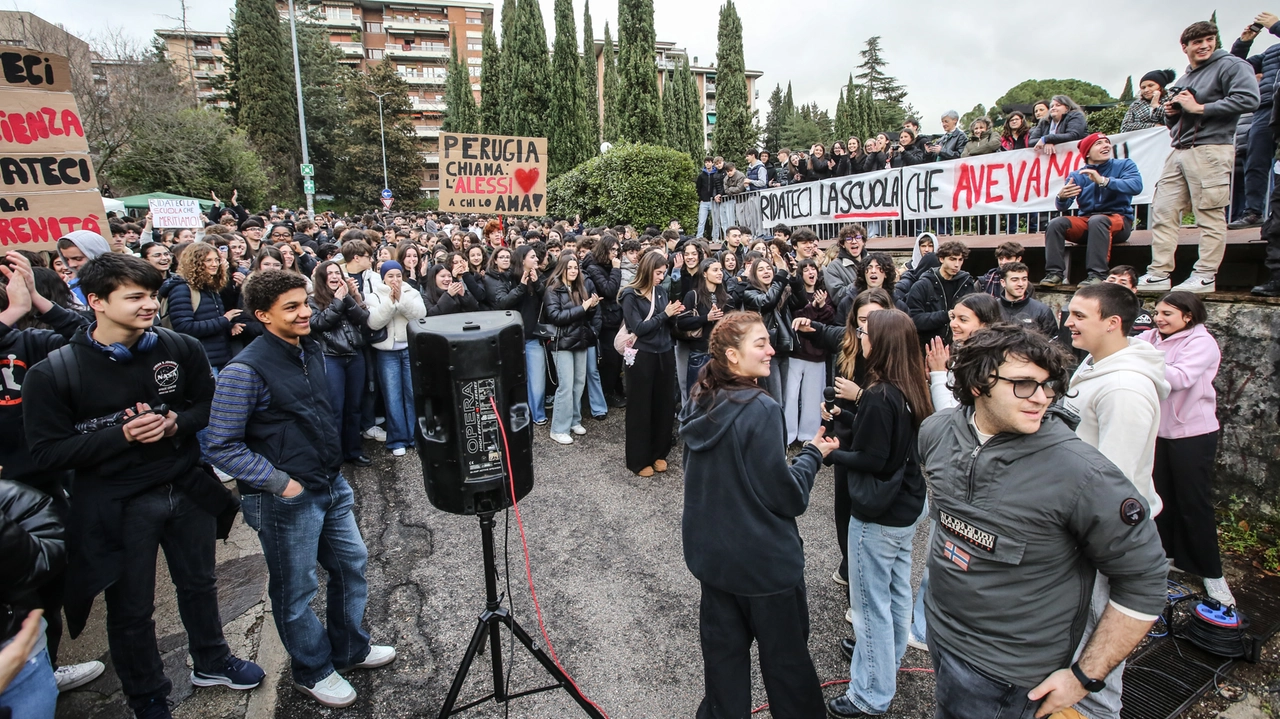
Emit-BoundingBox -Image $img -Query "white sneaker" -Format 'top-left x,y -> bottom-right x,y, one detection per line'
845,607 -> 853,624
549,432 -> 573,445
55,661 -> 105,692
1136,274 -> 1171,292
362,426 -> 387,442
570,424 -> 587,436
296,671 -> 357,708
1204,576 -> 1236,607
348,645 -> 397,670
832,569 -> 848,587
907,633 -> 929,652
391,447 -> 406,457
1173,274 -> 1215,294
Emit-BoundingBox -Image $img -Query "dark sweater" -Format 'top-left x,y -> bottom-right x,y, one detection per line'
679,388 -> 824,595
620,286 -> 675,354
825,383 -> 925,527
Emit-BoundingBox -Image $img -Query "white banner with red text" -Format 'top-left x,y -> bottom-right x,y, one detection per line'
756,127 -> 1170,228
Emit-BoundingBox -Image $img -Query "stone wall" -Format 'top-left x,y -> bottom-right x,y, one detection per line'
1039,290 -> 1280,518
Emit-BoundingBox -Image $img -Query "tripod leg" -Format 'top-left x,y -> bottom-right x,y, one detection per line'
437,615 -> 494,719
501,614 -> 607,719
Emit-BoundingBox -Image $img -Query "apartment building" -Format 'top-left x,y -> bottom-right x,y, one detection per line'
155,28 -> 230,108
593,39 -> 763,152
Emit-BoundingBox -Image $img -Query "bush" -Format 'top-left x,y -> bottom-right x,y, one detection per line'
547,143 -> 698,230
1086,105 -> 1126,135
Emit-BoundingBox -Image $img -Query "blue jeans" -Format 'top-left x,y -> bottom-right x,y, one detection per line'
241,475 -> 371,687
374,348 -> 415,450
686,350 -> 711,399
524,339 -> 547,423
696,200 -> 721,239
0,647 -> 56,719
551,349 -> 587,435
911,519 -> 935,642
845,511 -> 921,714
584,345 -> 608,417
325,353 -> 366,460
1244,106 -> 1273,215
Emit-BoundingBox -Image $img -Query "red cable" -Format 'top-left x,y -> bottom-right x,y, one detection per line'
489,397 -> 612,719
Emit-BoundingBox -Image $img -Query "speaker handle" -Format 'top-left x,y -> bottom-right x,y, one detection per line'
418,398 -> 449,444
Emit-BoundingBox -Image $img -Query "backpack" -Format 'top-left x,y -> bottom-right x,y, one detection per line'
159,283 -> 201,331
43,328 -> 187,406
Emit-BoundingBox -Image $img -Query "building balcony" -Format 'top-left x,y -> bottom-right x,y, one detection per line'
410,97 -> 446,112
386,43 -> 449,59
421,152 -> 440,164
398,72 -> 446,86
384,17 -> 449,33
320,15 -> 361,28
192,48 -> 215,59
704,101 -> 715,113
193,70 -> 212,79
415,125 -> 442,137
705,82 -> 715,95
336,41 -> 363,56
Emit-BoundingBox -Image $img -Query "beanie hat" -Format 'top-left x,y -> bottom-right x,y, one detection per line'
1078,133 -> 1105,158
379,260 -> 404,278
1139,69 -> 1176,89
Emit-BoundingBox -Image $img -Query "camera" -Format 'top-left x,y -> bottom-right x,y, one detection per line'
1164,86 -> 1196,111
75,403 -> 169,434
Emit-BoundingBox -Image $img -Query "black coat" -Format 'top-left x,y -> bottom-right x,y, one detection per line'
543,283 -> 601,352
482,269 -> 528,311
425,286 -> 480,316
824,383 -> 925,527
0,479 -> 65,643
906,268 -> 976,343
740,269 -> 793,355
581,255 -> 623,328
998,296 -> 1059,338
1029,110 -> 1089,145
308,294 -> 370,356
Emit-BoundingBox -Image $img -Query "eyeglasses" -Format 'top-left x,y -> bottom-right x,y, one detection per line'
271,233 -> 291,238
855,326 -> 867,338
994,375 -> 1057,399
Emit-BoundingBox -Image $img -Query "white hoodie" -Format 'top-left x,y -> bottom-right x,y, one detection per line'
1064,337 -> 1170,517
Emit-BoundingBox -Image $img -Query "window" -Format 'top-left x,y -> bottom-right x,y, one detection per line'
324,5 -> 353,20
467,42 -> 482,51
365,22 -> 382,33
466,17 -> 482,24
467,57 -> 481,65
468,67 -> 481,77
367,48 -> 384,59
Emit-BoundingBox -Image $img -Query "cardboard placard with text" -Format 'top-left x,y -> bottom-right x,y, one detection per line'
439,132 -> 547,216
0,189 -> 105,245
0,46 -> 74,93
148,198 -> 204,228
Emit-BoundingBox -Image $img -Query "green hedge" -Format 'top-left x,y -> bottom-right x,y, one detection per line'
1086,105 -> 1126,135
547,143 -> 698,229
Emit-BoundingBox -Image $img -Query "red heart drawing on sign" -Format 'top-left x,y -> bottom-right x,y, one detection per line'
515,168 -> 540,194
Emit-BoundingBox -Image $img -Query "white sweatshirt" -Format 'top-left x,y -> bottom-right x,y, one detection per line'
1064,338 -> 1170,517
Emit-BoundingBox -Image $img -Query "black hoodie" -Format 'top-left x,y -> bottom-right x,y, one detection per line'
679,388 -> 824,595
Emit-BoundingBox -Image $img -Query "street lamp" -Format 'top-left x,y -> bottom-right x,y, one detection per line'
285,0 -> 313,216
370,90 -> 390,197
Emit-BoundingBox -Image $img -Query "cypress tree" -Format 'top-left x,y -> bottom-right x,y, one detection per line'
856,36 -> 908,128
230,0 -> 301,196
581,0 -> 599,147
863,86 -> 883,136
616,0 -> 663,144
503,0 -> 552,139
480,25 -> 502,133
1119,76 -> 1134,103
711,0 -> 753,158
763,84 -> 784,154
601,22 -> 620,143
682,58 -> 704,158
443,35 -> 480,133
549,0 -> 589,174
833,90 -> 848,144
498,0 -> 518,134
662,68 -> 682,151
784,82 -> 794,116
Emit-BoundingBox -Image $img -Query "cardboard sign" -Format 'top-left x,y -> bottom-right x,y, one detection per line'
0,189 -> 104,246
0,47 -> 73,93
759,167 -> 901,229
148,198 -> 203,228
439,132 -> 547,216
0,45 -> 100,251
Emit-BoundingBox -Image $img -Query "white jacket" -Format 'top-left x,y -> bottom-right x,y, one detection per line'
1064,338 -> 1171,517
367,282 -> 427,350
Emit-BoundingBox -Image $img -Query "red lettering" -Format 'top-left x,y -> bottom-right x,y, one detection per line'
1007,162 -> 1027,204
27,216 -> 51,243
11,218 -> 30,243
984,163 -> 1004,204
40,107 -> 58,136
58,216 -> 82,232
1025,160 -> 1043,202
82,214 -> 100,234
24,111 -> 48,139
9,113 -> 30,144
0,114 -> 11,143
59,109 -> 82,137
953,164 -> 978,211
1047,152 -> 1075,181
0,219 -> 12,245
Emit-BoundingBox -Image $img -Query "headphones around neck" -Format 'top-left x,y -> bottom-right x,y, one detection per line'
90,323 -> 159,362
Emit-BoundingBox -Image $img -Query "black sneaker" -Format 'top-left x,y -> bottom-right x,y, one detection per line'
1039,273 -> 1064,287
606,395 -> 628,409
1252,279 -> 1280,297
345,455 -> 373,467
134,697 -> 174,719
191,655 -> 266,690
827,694 -> 871,718
1228,212 -> 1262,230
838,637 -> 856,662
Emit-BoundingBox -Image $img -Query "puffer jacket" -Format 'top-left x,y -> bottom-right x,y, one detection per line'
543,281 -> 601,352
367,282 -> 429,349
1231,22 -> 1280,109
482,269 -> 527,311
167,281 -> 232,368
581,255 -> 623,328
1,479 -> 65,643
1029,110 -> 1089,145
722,170 -> 748,198
308,294 -> 369,357
740,269 -> 793,355
961,132 -> 1001,157
906,268 -> 976,344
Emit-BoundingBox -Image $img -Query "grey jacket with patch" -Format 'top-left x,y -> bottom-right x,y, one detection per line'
1164,49 -> 1260,148
918,405 -> 1167,688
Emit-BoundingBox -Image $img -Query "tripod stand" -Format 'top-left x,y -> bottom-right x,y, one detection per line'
436,511 -> 606,718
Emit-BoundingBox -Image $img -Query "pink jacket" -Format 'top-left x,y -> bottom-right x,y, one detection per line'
1138,324 -> 1220,439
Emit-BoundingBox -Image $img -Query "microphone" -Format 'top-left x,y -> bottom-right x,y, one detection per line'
822,387 -> 837,432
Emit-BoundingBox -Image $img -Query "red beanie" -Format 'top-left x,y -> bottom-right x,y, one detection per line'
1078,133 -> 1104,158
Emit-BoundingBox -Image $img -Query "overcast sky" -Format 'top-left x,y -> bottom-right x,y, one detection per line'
32,0 -> 1277,134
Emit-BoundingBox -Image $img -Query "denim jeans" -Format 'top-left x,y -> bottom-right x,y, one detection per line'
0,647 -> 56,719
930,640 -> 1040,719
325,353 -> 366,460
104,484 -> 230,708
1072,573 -> 1123,719
524,339 -> 548,423
584,345 -> 608,418
686,350 -> 711,400
675,341 -> 691,405
551,349 -> 587,435
696,200 -> 721,240
374,348 -> 415,450
911,518 -> 935,642
241,475 -> 371,687
1243,106 -> 1273,215
845,511 -> 921,714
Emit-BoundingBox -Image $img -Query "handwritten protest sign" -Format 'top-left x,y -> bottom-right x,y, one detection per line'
439,132 -> 547,216
148,198 -> 203,228
0,45 -> 100,250
760,167 -> 900,229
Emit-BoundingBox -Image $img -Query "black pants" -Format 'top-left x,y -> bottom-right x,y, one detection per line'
1153,433 -> 1223,578
696,582 -> 824,719
834,466 -> 851,583
598,325 -> 625,397
359,346 -> 380,432
1044,214 -> 1134,278
930,640 -> 1039,719
624,349 -> 675,472
104,485 -> 230,708
1265,178 -> 1280,280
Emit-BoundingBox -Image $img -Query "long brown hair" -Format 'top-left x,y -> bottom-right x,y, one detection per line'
863,309 -> 934,429
690,311 -> 768,409
311,260 -> 344,307
547,250 -> 588,305
837,288 -> 893,378
625,250 -> 667,296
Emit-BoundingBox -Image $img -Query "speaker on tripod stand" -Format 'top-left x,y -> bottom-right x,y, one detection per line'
407,311 -> 604,719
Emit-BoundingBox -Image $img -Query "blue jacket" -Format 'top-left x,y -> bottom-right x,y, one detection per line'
1056,157 -> 1143,220
168,281 -> 232,368
1232,23 -> 1280,110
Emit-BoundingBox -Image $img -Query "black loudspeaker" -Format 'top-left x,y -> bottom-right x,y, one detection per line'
407,311 -> 533,515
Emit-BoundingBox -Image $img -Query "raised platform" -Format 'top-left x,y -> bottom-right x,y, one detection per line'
856,227 -> 1261,252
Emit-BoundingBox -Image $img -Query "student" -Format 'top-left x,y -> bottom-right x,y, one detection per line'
543,251 -> 602,445
977,241 -> 1024,296
906,241 -> 976,346
167,244 -> 240,373
679,312 -> 839,719
24,254 -> 257,719
367,261 -> 429,456
511,246 -> 550,426
996,262 -> 1058,337
1138,292 -> 1234,605
740,257 -> 792,402
620,251 -> 683,477
784,259 -> 833,446
824,310 -> 933,719
308,260 -> 372,468
421,264 -> 479,317
203,270 -> 395,709
678,257 -> 729,399
56,230 -> 112,307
